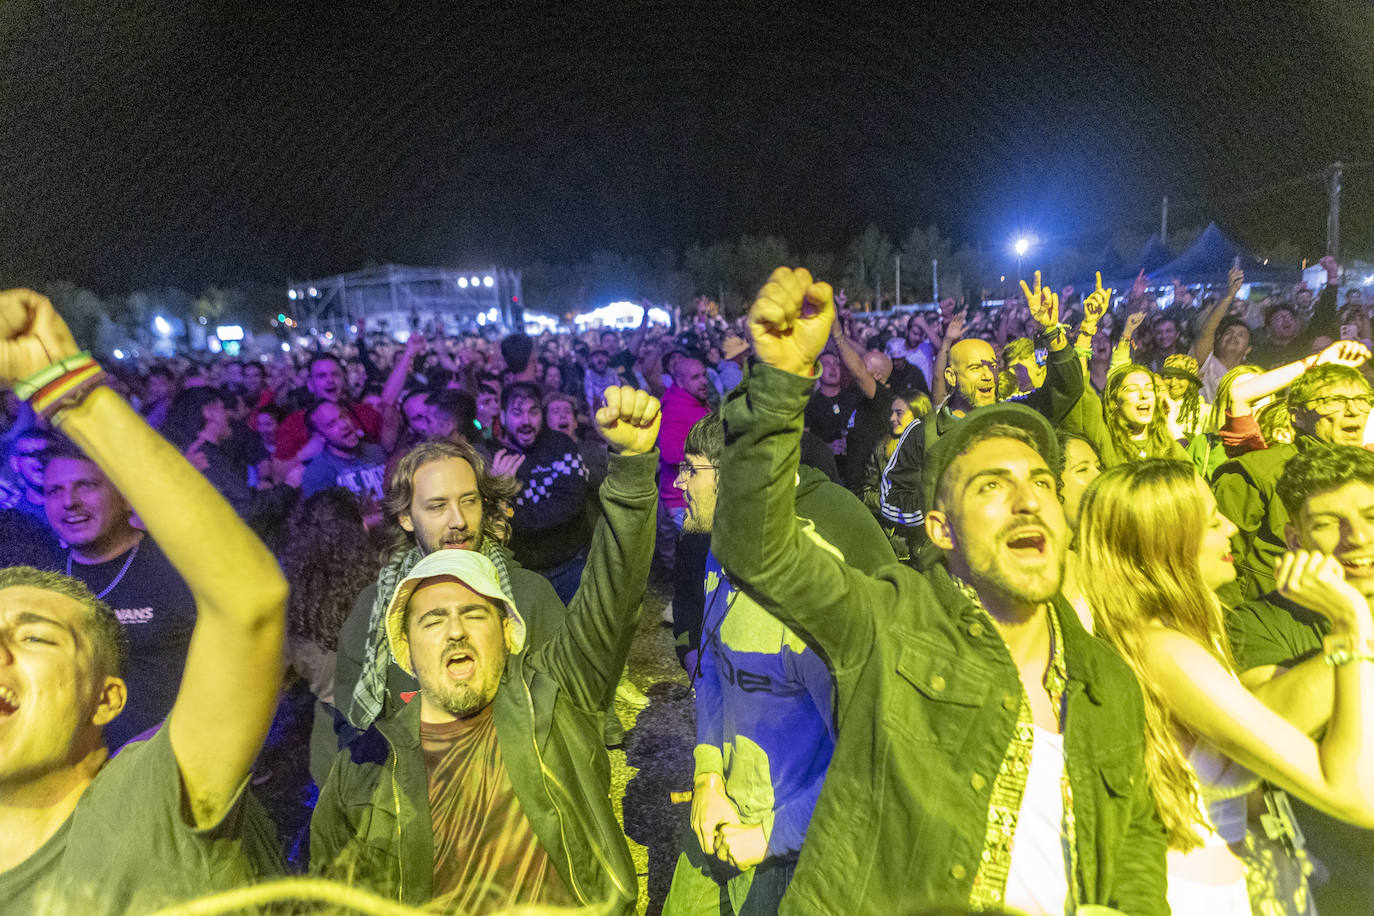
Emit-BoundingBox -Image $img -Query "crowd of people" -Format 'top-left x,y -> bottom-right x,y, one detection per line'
1,250 -> 1373,915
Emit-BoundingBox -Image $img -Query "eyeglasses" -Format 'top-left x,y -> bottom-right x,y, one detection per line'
676,461 -> 718,478
1303,394 -> 1374,416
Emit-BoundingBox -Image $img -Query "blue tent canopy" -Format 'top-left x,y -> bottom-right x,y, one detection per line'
1147,222 -> 1295,285
1125,235 -> 1173,279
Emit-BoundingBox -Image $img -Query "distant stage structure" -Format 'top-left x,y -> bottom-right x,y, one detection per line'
287,264 -> 523,337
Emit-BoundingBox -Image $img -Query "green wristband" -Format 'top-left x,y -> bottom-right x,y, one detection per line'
14,351 -> 93,401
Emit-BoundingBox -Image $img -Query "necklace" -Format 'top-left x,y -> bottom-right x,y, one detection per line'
67,541 -> 140,599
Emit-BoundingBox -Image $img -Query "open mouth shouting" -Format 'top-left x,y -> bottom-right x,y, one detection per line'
444,646 -> 477,681
1004,526 -> 1049,558
0,684 -> 19,719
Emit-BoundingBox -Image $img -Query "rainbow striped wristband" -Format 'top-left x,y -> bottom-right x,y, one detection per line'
18,352 -> 109,421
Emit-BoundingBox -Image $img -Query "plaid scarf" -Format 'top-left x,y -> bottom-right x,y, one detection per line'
348,538 -> 515,730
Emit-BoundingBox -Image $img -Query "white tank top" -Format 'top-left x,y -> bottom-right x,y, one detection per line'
1004,726 -> 1072,916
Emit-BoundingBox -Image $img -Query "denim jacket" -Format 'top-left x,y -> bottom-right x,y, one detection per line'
713,363 -> 1168,916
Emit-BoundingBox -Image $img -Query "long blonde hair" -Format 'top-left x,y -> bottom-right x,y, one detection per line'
1075,459 -> 1235,850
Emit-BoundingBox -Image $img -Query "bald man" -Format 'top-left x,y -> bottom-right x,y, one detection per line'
879,329 -> 1083,560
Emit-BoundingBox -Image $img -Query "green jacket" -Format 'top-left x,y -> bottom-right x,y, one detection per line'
309,451 -> 658,914
1212,439 -> 1304,600
713,364 -> 1168,916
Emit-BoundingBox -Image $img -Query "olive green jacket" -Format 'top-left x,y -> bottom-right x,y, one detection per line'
310,451 -> 658,914
713,363 -> 1168,916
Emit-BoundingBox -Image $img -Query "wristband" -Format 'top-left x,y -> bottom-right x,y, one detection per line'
24,353 -> 109,422
1323,633 -> 1374,667
1036,324 -> 1070,345
13,351 -> 96,401
1074,346 -> 1093,359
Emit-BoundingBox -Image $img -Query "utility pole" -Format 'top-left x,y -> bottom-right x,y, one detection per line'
1160,195 -> 1168,240
1328,161 -> 1343,259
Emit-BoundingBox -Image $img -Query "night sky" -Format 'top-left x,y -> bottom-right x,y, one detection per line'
1,0 -> 1371,294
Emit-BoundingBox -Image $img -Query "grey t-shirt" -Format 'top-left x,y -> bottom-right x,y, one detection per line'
0,726 -> 281,915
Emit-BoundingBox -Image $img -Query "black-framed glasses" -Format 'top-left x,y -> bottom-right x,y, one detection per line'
676,461 -> 718,478
1304,394 -> 1374,416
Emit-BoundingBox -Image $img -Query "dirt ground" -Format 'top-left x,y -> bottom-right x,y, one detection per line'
607,581 -> 696,916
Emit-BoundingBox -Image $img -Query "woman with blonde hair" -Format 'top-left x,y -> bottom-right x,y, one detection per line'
1075,460 -> 1374,915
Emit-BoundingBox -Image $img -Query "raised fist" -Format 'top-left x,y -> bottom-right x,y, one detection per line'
748,267 -> 835,377
595,385 -> 661,456
0,289 -> 81,386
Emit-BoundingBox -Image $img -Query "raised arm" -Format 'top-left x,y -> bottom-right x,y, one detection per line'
0,289 -> 287,828
1191,265 -> 1244,363
1075,273 -> 1111,380
378,332 -> 425,451
530,386 -> 659,709
931,309 -> 966,405
1144,552 -> 1374,827
1020,270 -> 1084,424
1231,340 -> 1370,413
714,268 -> 889,672
830,310 -> 877,399
1111,311 -> 1146,373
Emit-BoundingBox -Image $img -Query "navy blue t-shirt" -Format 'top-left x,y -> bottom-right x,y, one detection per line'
62,537 -> 197,750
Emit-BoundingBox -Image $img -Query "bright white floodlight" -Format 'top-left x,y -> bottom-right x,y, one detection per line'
1014,237 -> 1031,257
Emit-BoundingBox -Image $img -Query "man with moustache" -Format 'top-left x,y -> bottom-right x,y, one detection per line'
300,398 -> 389,501
335,386 -> 657,740
712,267 -> 1165,915
39,439 -> 198,750
312,387 -> 661,915
663,411 -> 895,914
488,381 -> 592,603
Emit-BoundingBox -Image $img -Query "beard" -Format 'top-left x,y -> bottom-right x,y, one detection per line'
422,639 -> 508,719
960,518 -> 1064,608
682,510 -> 712,534
681,490 -> 716,534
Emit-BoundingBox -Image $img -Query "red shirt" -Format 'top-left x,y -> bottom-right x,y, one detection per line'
273,401 -> 382,460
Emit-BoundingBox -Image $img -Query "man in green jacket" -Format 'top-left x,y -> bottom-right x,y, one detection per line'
1213,362 -> 1371,599
311,386 -> 660,915
714,267 -> 1167,915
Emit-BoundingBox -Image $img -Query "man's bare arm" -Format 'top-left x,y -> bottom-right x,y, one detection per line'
0,290 -> 287,828
1191,265 -> 1243,364
829,315 -> 876,399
